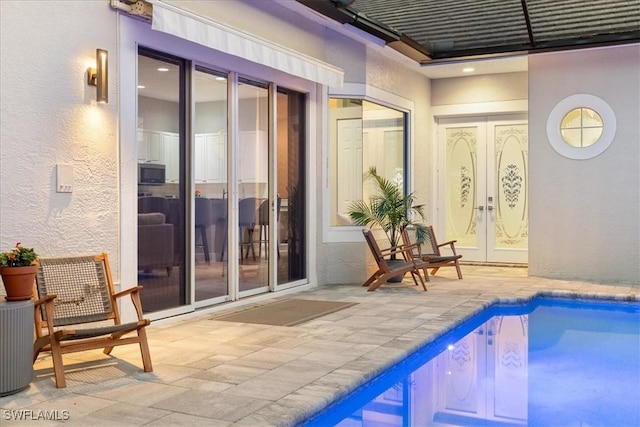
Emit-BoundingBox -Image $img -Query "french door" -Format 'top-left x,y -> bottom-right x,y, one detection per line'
437,115 -> 528,264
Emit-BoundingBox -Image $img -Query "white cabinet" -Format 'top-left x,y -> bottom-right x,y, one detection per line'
137,130 -> 164,164
163,132 -> 179,183
195,131 -> 226,183
239,130 -> 268,183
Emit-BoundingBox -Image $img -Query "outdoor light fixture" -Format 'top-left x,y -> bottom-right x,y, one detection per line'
87,49 -> 108,103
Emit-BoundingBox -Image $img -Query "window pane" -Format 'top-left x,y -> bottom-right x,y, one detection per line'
561,128 -> 582,147
329,98 -> 406,227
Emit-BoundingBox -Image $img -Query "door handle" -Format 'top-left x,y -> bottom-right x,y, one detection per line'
474,206 -> 484,211
487,206 -> 493,211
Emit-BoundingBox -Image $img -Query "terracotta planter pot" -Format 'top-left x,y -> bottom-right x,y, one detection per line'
1,265 -> 37,301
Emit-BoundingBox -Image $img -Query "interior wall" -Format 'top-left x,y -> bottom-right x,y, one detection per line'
528,44 -> 640,284
0,2 -> 120,277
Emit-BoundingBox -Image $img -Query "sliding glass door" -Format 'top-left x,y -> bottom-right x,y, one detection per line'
136,48 -> 308,314
193,66 -> 229,304
136,49 -> 187,313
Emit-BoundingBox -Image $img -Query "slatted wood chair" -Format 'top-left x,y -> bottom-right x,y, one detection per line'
362,229 -> 429,292
33,253 -> 153,388
402,225 -> 463,280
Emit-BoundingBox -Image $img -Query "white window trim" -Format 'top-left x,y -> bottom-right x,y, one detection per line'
323,83 -> 414,243
546,94 -> 616,160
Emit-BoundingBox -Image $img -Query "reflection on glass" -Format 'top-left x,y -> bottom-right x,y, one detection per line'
136,51 -> 186,313
277,89 -> 306,283
560,107 -> 603,147
238,79 -> 269,293
329,99 -> 406,226
193,67 -> 228,302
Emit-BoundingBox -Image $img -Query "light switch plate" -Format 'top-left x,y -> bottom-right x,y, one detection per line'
56,164 -> 73,193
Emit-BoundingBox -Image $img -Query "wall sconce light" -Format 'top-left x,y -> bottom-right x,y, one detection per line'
87,49 -> 108,103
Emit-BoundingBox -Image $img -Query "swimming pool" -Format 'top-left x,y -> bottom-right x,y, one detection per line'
302,297 -> 640,427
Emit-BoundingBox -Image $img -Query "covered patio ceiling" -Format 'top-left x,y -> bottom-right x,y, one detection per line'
296,0 -> 640,64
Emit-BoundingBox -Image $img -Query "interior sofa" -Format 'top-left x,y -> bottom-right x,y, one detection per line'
138,212 -> 174,276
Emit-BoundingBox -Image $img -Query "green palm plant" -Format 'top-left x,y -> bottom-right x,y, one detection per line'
348,166 -> 427,259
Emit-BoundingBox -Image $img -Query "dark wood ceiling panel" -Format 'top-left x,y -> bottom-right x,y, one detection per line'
304,0 -> 640,61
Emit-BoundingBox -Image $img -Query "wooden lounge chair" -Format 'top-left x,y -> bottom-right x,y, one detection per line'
361,229 -> 429,292
33,253 -> 153,388
402,225 -> 463,280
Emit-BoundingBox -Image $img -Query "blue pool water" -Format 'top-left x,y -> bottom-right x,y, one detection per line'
302,297 -> 640,427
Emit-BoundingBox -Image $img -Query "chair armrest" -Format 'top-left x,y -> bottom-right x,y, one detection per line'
112,286 -> 143,300
437,240 -> 457,248
33,294 -> 57,307
112,286 -> 147,321
379,242 -> 419,256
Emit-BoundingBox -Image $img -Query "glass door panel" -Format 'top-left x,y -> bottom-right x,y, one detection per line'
193,67 -> 229,304
488,121 -> 528,263
237,79 -> 269,295
136,50 -> 187,313
276,89 -> 306,284
443,120 -> 487,261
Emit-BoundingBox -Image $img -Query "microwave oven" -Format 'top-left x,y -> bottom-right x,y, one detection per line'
138,163 -> 166,185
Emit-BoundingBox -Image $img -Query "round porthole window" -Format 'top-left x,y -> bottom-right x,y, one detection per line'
546,94 -> 616,160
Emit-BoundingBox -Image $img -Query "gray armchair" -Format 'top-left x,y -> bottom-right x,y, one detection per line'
138,212 -> 174,276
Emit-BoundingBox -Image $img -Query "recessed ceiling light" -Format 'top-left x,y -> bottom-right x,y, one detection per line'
137,85 -> 145,89
215,77 -> 226,81
462,67 -> 475,73
157,67 -> 169,72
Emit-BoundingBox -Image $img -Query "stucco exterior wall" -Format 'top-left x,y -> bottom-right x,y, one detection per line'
431,72 -> 528,106
0,2 -> 120,277
528,45 -> 640,284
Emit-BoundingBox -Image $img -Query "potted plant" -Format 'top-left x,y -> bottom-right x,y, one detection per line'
348,166 -> 428,280
0,242 -> 39,301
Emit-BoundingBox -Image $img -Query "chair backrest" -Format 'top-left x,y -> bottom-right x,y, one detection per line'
238,197 -> 259,226
138,196 -> 169,216
35,253 -> 116,327
195,197 -> 213,226
258,196 -> 281,225
362,229 -> 386,269
403,225 -> 440,257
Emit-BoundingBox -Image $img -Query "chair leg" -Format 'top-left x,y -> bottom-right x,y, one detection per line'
50,339 -> 66,388
455,262 -> 463,279
138,328 -> 153,372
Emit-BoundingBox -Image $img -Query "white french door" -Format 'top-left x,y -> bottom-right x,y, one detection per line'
437,115 -> 528,264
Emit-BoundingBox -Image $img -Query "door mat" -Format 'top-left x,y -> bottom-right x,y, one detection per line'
211,299 -> 358,326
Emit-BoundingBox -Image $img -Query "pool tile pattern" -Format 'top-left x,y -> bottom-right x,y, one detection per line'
1,266 -> 638,426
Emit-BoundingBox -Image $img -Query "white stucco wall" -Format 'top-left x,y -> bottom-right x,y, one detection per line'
0,2 -> 120,279
528,44 -> 640,284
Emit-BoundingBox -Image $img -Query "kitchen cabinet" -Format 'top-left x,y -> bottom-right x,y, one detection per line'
137,130 -> 164,164
163,132 -> 179,183
239,130 -> 268,183
195,131 -> 226,183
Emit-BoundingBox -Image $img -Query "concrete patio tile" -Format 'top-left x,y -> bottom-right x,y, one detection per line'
58,402 -> 171,426
224,346 -> 311,370
79,379 -> 188,406
191,364 -> 268,384
170,377 -> 234,392
145,412 -> 232,426
151,389 -> 271,421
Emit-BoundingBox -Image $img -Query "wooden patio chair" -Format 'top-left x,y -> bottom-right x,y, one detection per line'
33,253 -> 153,388
402,225 -> 463,280
361,229 -> 429,292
